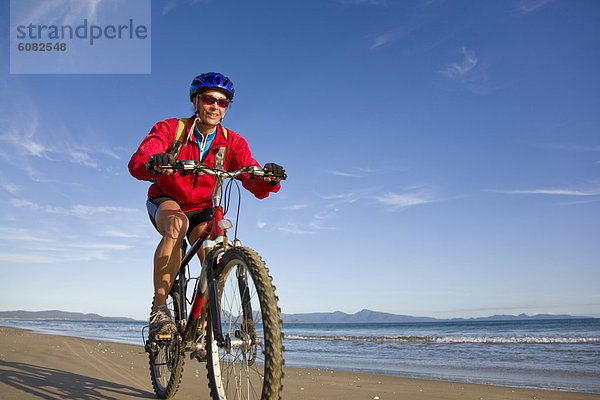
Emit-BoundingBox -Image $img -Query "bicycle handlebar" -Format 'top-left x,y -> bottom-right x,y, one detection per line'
160,160 -> 287,181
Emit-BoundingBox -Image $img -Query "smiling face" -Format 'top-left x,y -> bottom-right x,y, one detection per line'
193,89 -> 230,127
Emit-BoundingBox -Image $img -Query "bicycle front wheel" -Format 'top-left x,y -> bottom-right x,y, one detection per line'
206,246 -> 284,400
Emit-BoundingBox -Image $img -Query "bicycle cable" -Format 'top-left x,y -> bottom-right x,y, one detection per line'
221,173 -> 242,244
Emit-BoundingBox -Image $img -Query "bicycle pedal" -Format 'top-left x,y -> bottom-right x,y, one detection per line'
156,333 -> 174,340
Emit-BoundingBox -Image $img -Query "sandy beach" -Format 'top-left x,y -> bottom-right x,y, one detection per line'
0,326 -> 598,400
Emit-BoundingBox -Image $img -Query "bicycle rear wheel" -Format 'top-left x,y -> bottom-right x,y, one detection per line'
206,246 -> 284,400
148,287 -> 184,399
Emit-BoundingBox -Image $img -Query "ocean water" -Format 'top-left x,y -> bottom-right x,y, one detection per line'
1,318 -> 598,393
283,319 -> 600,394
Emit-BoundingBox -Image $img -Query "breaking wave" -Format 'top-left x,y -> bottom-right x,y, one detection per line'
284,334 -> 600,344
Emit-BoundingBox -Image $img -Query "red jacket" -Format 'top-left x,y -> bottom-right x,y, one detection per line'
129,117 -> 280,212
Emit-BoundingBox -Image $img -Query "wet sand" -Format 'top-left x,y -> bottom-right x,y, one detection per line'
1,326 -> 598,399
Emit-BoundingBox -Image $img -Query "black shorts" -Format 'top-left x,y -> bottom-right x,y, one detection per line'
146,196 -> 214,237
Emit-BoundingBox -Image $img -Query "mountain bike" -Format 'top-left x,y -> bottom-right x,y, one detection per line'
143,160 -> 285,400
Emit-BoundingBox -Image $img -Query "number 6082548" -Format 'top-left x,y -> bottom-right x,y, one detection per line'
17,42 -> 66,51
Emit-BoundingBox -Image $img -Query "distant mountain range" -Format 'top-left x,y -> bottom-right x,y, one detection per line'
280,309 -> 437,323
279,309 -> 594,324
0,309 -> 594,323
0,310 -> 137,322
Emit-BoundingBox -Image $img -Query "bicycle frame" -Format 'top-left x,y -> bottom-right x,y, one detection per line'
170,167 -> 253,351
174,236 -> 230,349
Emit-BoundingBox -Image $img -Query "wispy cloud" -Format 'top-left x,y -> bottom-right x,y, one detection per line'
0,244 -> 132,264
162,0 -> 209,15
440,47 -> 478,79
98,229 -> 141,238
322,191 -> 364,203
272,190 -> 370,235
13,0 -> 66,27
0,253 -> 63,264
68,243 -> 132,251
10,198 -> 138,216
162,0 -> 177,15
0,174 -> 21,194
14,0 -> 103,27
278,222 -> 314,235
438,47 -> 493,94
69,151 -> 99,168
487,188 -> 600,196
0,226 -> 133,264
318,190 -> 368,218
0,104 -> 119,172
281,203 -> 309,211
326,168 -> 372,178
272,184 -> 438,233
370,21 -> 420,50
0,112 -> 49,159
375,191 -> 435,210
63,0 -> 103,24
517,0 -> 552,15
0,227 -> 55,243
371,28 -> 402,49
328,170 -> 361,178
307,221 -> 336,231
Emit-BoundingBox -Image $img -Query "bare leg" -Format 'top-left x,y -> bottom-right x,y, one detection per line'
152,200 -> 189,312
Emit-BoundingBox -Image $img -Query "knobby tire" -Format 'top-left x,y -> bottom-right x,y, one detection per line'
205,246 -> 284,400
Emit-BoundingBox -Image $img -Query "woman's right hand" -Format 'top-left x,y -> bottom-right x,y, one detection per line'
145,153 -> 176,174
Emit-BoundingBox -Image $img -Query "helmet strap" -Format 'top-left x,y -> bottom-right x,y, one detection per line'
193,95 -> 207,125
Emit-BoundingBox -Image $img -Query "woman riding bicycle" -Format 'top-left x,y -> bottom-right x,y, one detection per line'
128,72 -> 285,338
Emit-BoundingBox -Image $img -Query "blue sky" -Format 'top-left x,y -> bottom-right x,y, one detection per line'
1,0 -> 599,320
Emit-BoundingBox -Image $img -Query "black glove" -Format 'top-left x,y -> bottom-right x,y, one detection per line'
145,153 -> 175,173
263,163 -> 286,185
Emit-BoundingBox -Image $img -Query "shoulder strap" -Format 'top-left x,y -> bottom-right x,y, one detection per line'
214,125 -> 229,170
169,118 -> 189,160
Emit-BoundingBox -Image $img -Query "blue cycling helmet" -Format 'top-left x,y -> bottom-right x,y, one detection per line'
190,72 -> 235,102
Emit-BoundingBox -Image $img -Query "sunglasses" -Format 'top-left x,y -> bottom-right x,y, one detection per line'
199,94 -> 231,108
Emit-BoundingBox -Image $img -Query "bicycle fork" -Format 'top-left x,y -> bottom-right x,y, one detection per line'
192,248 -> 257,357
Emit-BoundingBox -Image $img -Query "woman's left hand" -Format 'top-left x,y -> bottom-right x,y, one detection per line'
263,163 -> 286,185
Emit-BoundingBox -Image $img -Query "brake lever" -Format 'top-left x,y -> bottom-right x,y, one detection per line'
157,160 -> 200,175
